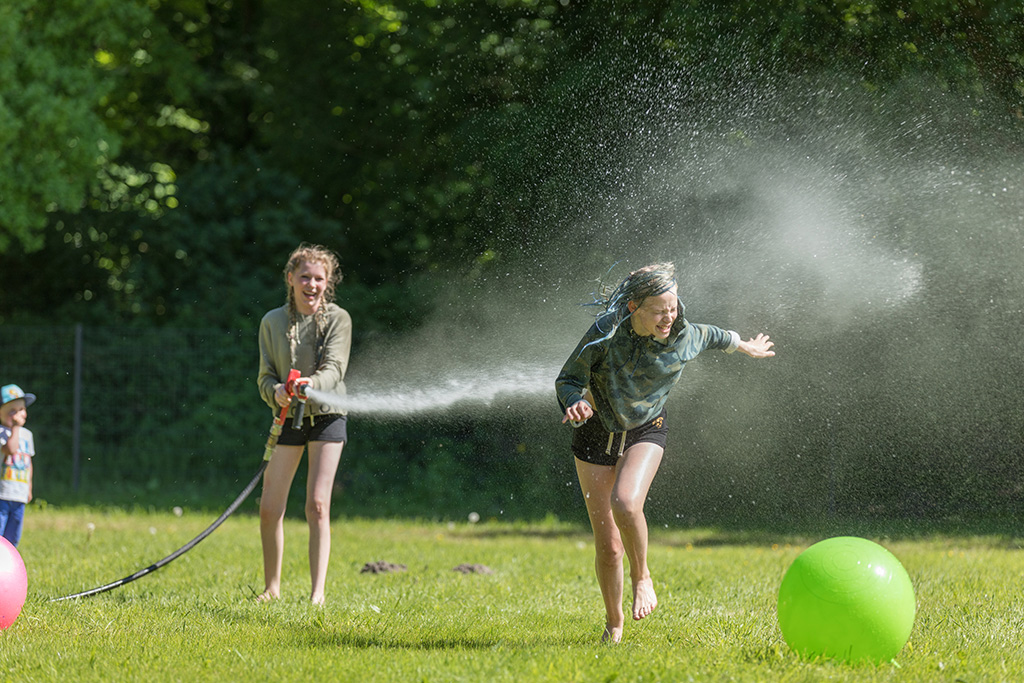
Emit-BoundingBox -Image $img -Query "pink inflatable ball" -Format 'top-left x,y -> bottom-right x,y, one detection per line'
0,536 -> 27,629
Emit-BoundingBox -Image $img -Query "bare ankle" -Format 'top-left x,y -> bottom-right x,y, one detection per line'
602,624 -> 623,644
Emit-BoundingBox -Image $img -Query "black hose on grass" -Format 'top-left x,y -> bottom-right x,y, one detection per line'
50,460 -> 268,602
52,378 -> 299,602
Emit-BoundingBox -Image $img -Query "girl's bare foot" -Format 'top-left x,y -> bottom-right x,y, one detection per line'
601,624 -> 623,644
310,593 -> 325,606
256,590 -> 279,603
632,577 -> 657,620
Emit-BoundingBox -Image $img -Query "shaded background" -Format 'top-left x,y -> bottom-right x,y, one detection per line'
1,1 -> 1022,529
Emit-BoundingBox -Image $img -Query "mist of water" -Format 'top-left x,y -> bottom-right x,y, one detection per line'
331,55 -> 1024,520
339,77 -> 940,420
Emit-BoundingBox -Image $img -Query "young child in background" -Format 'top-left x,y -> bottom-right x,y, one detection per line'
0,384 -> 37,547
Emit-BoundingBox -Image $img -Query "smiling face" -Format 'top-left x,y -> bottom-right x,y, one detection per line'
287,259 -> 330,315
628,287 -> 679,339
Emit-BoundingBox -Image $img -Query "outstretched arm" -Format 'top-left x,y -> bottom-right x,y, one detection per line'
737,333 -> 775,358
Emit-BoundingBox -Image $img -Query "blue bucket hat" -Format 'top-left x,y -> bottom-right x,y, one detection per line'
1,384 -> 36,408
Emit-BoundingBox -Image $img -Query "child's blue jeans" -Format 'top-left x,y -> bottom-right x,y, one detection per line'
0,499 -> 25,547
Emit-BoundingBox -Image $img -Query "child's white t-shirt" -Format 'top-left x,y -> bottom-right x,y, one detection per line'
0,426 -> 34,504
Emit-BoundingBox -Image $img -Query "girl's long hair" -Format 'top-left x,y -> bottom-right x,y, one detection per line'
284,243 -> 342,368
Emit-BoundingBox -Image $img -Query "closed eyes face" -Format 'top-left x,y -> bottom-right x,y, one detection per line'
628,288 -> 678,339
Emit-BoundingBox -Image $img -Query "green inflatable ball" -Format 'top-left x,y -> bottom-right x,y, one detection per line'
777,536 -> 915,664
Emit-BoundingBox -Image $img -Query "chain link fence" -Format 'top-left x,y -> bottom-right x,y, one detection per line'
0,325 -> 267,499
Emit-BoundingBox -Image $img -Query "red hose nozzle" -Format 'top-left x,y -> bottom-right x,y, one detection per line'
283,369 -> 301,397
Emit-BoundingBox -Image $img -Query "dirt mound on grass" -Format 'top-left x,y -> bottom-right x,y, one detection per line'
360,560 -> 407,574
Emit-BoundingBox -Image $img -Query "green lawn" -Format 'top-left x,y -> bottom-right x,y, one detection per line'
2,507 -> 1022,682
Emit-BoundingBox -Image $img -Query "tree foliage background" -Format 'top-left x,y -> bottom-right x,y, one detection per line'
2,0 -> 1023,525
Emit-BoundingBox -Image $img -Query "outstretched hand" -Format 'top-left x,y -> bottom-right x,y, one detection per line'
738,333 -> 775,358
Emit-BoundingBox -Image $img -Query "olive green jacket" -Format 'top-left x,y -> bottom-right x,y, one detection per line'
257,303 -> 352,417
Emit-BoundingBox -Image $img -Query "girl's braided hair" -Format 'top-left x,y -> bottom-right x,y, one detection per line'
284,243 -> 342,368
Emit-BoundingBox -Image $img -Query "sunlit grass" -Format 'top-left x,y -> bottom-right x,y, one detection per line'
2,507 -> 1022,682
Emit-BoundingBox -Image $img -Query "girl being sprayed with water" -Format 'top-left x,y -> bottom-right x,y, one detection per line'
256,243 -> 352,604
556,263 -> 774,643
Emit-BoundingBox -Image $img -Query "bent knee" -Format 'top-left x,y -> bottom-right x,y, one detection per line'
610,495 -> 645,519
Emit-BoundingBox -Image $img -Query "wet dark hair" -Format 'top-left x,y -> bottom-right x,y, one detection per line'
589,262 -> 676,319
579,263 -> 678,352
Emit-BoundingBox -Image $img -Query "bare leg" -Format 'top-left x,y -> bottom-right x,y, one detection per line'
258,444 -> 305,601
306,440 -> 343,605
575,457 -> 626,643
611,443 -> 664,621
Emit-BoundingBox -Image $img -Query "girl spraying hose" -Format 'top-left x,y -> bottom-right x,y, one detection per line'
257,244 -> 351,604
556,263 -> 774,643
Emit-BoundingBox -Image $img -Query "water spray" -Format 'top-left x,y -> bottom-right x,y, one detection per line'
51,370 -> 303,602
303,363 -> 559,418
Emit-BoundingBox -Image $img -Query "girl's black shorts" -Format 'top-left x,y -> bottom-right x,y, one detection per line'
571,408 -> 668,467
277,413 -> 348,446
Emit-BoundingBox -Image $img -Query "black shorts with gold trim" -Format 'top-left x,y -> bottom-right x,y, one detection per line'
571,408 -> 668,467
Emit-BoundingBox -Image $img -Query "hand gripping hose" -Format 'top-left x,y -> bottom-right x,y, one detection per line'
291,377 -> 310,430
51,370 -> 302,602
